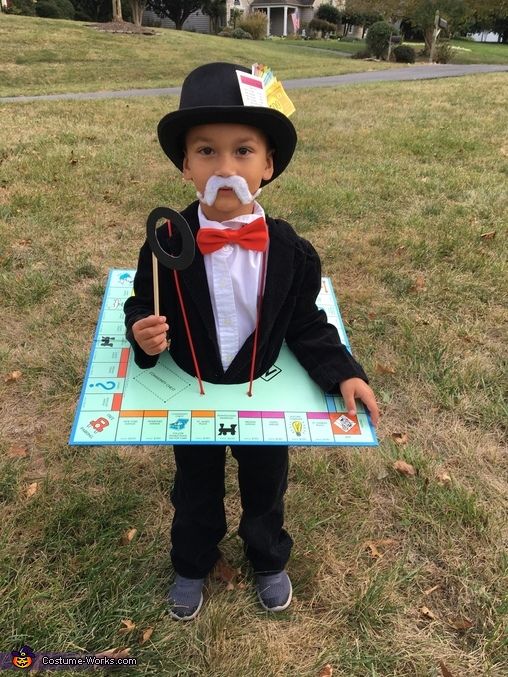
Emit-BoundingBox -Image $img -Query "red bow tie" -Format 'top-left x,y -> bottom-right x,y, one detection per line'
196,217 -> 268,255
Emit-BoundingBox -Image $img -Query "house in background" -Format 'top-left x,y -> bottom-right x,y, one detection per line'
144,0 -> 348,37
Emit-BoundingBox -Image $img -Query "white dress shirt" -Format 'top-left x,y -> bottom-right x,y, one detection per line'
198,201 -> 268,371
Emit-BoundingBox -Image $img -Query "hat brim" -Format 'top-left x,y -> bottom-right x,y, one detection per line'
157,106 -> 297,186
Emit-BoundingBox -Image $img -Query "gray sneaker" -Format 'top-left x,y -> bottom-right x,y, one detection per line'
255,571 -> 292,612
168,575 -> 204,621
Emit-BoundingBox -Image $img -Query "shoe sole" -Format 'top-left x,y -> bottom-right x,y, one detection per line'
169,592 -> 204,621
257,578 -> 293,612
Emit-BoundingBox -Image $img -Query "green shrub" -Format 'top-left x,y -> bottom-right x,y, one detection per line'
351,48 -> 372,59
308,18 -> 337,35
315,3 -> 341,26
35,0 -> 75,19
393,44 -> 416,63
218,26 -> 234,37
231,27 -> 253,40
435,41 -> 453,63
7,0 -> 35,15
238,12 -> 267,40
366,20 -> 393,59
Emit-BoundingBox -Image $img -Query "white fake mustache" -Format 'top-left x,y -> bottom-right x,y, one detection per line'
196,175 -> 262,206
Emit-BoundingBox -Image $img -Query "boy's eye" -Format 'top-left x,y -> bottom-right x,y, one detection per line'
198,147 -> 214,156
237,147 -> 252,156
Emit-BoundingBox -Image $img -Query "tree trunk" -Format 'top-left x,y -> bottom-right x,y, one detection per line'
112,0 -> 123,22
131,0 -> 146,25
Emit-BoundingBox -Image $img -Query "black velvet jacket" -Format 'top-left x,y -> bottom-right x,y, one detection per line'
124,201 -> 368,392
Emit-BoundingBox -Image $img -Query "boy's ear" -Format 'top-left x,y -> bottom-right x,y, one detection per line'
182,153 -> 192,180
263,150 -> 275,182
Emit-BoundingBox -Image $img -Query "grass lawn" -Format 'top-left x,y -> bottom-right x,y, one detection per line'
282,36 -> 508,65
1,73 -> 507,676
0,14 -> 394,98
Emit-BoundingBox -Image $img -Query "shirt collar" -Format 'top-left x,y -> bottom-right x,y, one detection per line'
198,201 -> 265,230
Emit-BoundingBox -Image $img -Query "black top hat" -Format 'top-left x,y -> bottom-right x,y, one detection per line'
157,62 -> 297,185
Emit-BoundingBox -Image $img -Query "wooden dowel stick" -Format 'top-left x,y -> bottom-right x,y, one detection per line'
152,252 -> 160,316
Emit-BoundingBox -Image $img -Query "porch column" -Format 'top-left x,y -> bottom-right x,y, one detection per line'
266,7 -> 271,36
283,6 -> 288,36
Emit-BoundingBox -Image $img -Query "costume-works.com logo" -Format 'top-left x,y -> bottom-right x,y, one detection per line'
11,645 -> 35,669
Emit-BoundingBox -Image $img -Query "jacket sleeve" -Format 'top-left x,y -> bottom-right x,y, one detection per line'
124,238 -> 160,369
285,239 -> 369,392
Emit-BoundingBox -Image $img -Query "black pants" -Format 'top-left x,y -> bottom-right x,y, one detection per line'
170,444 -> 293,579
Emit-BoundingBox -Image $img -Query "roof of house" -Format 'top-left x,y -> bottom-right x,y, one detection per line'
250,0 -> 315,7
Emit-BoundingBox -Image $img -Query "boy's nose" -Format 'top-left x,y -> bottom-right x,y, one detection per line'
214,168 -> 236,178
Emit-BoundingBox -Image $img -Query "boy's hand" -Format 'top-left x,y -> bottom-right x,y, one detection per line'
132,315 -> 169,356
339,377 -> 380,427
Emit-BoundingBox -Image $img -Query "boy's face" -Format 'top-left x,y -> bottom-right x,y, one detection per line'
183,123 -> 274,222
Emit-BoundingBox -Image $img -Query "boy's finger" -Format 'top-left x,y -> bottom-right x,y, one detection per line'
362,392 -> 380,426
343,391 -> 356,417
135,315 -> 166,329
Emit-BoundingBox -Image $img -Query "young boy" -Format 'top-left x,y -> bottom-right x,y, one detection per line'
124,62 -> 379,621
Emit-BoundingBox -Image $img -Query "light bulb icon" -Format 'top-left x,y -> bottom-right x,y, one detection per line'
291,420 -> 303,437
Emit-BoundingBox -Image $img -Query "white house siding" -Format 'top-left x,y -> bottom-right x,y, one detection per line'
143,9 -> 210,32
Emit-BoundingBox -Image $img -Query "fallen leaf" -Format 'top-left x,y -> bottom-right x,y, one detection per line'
375,363 -> 396,375
436,471 -> 452,486
480,231 -> 496,240
439,661 -> 456,677
392,432 -> 408,445
367,311 -> 377,320
423,584 -> 440,595
393,460 -> 417,477
140,627 -> 153,645
318,664 -> 333,677
8,444 -> 29,458
26,482 -> 38,498
5,370 -> 22,383
118,619 -> 136,635
365,538 -> 396,558
395,245 -> 407,255
212,557 -> 237,590
377,468 -> 389,480
411,273 -> 427,292
448,617 -> 474,630
120,528 -> 137,545
95,647 -> 131,659
17,239 -> 32,246
420,605 -> 437,620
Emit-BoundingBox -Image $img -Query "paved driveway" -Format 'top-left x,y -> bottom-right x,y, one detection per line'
1,63 -> 506,103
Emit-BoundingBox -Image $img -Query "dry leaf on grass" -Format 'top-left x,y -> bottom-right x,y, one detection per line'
439,661 -> 456,677
318,664 -> 333,677
392,432 -> 408,445
26,482 -> 38,498
480,231 -> 496,240
9,445 -> 29,458
393,460 -> 416,477
436,471 -> 452,486
95,647 -> 131,659
118,619 -> 136,635
375,363 -> 396,375
140,627 -> 153,645
5,370 -> 22,383
420,605 -> 437,620
423,584 -> 440,595
365,538 -> 396,558
120,528 -> 137,545
17,239 -> 32,246
448,617 -> 474,630
212,557 -> 238,590
411,273 -> 427,292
